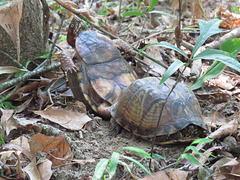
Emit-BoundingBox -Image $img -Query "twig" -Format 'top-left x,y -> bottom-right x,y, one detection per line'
0,11 -> 66,96
0,83 -> 23,102
149,0 -> 184,170
54,0 -> 169,70
0,62 -> 61,93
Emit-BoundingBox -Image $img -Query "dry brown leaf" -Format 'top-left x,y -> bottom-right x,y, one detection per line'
0,108 -> 14,136
38,159 -> 52,180
29,134 -> 72,166
10,136 -> 30,151
0,0 -> 23,63
33,107 -> 92,130
171,0 -> 179,10
16,97 -> 33,113
66,101 -> 87,113
23,158 -> 41,180
143,39 -> 166,76
140,168 -> 188,180
2,143 -> 33,160
213,158 -> 239,180
0,66 -> 25,74
203,112 -> 230,129
190,0 -> 203,20
1,114 -> 41,136
208,120 -> 239,139
208,74 -> 237,90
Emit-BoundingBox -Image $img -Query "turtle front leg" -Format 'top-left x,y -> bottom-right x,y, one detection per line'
113,39 -> 137,56
58,49 -> 78,73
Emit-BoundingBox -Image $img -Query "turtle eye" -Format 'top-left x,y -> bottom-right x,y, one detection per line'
70,23 -> 75,29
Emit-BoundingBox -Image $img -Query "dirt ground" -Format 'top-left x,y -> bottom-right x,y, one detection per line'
1,0 -> 240,179
49,114 -> 187,179
42,0 -> 240,179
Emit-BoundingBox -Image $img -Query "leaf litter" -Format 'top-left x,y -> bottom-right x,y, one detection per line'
0,0 -> 240,179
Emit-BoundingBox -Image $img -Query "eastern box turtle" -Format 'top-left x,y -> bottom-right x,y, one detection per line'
59,17 -> 137,117
111,77 -> 206,144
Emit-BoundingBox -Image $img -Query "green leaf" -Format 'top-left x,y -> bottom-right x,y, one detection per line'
191,19 -> 222,58
58,36 -> 67,42
0,96 -> 10,102
190,38 -> 240,90
92,158 -> 109,180
220,38 -> 240,57
2,101 -> 17,109
121,155 -> 152,176
200,148 -> 216,158
109,152 -> 120,179
149,10 -> 177,19
192,49 -> 240,72
159,59 -> 185,85
148,0 -> 158,12
0,134 -> 5,145
0,1 -> 7,6
122,11 -> 145,17
182,153 -> 200,165
121,147 -> 151,159
186,146 -> 203,160
189,61 -> 225,90
138,42 -> 188,58
152,153 -> 166,159
231,7 -> 240,14
191,138 -> 214,145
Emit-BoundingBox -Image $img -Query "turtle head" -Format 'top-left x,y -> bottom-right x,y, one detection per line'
67,17 -> 82,48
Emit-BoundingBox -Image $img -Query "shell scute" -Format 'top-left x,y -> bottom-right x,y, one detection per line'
111,77 -> 205,138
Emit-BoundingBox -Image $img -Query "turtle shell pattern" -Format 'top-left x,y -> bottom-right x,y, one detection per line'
68,30 -> 137,112
111,77 -> 205,137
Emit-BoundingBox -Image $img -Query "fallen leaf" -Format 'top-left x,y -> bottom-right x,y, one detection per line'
0,0 -> 23,62
23,158 -> 41,180
2,143 -> 33,160
1,114 -> 41,136
29,134 -> 72,166
66,101 -> 87,113
10,136 -> 30,151
38,159 -> 52,180
33,107 -> 92,130
190,0 -> 203,20
0,108 -> 14,136
140,168 -> 188,180
0,66 -> 25,74
213,157 -> 239,179
203,112 -> 230,129
208,120 -> 239,139
143,39 -> 166,76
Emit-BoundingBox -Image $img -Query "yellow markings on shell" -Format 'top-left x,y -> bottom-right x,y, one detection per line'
91,78 -> 114,96
77,71 -> 84,79
83,92 -> 97,112
91,78 -> 122,104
